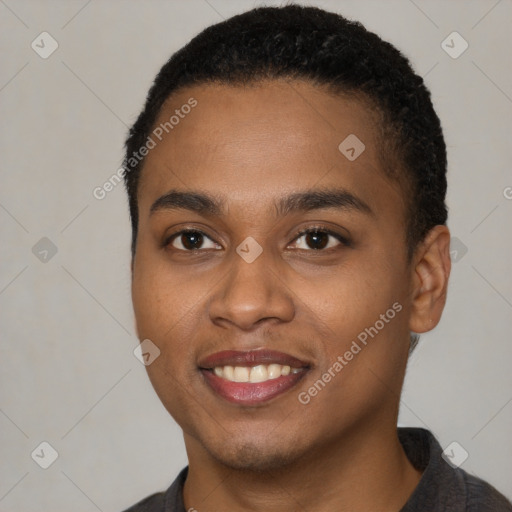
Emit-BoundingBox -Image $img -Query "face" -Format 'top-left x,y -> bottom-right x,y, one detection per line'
131,79 -> 418,471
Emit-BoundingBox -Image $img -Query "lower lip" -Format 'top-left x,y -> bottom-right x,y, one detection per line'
201,369 -> 308,406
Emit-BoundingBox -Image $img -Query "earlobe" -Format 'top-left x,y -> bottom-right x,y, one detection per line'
409,225 -> 451,334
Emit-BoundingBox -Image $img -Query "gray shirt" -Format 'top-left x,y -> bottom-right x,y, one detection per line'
122,427 -> 512,511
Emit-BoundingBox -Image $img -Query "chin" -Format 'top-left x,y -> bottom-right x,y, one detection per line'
202,434 -> 306,473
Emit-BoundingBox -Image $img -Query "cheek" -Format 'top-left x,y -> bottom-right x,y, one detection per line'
131,252 -> 218,386
310,259 -> 400,328
132,250 -> 201,336
131,257 -> 203,419
307,254 -> 409,372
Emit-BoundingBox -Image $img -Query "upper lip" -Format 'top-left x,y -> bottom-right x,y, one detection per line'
198,349 -> 310,369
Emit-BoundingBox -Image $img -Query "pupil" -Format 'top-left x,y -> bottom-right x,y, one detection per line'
183,232 -> 203,250
306,231 -> 328,250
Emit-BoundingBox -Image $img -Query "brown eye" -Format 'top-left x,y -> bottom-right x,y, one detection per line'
291,228 -> 349,251
167,230 -> 220,251
304,230 -> 329,250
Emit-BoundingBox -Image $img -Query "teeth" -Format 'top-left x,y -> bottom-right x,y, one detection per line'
249,365 -> 268,382
223,365 -> 234,380
211,363 -> 303,383
233,366 -> 250,382
267,363 -> 282,379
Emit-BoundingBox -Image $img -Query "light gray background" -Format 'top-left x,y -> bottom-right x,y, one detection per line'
1,0 -> 511,510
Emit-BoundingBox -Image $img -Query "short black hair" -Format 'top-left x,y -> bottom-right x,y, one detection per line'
123,4 -> 447,259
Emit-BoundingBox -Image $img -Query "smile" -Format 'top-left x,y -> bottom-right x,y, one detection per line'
213,363 -> 303,382
199,349 -> 310,405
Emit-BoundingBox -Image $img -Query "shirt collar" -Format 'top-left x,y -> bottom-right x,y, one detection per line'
398,427 -> 467,511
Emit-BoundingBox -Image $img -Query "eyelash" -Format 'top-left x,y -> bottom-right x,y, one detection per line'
164,225 -> 350,252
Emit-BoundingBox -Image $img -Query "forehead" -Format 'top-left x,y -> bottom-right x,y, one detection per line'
137,79 -> 403,219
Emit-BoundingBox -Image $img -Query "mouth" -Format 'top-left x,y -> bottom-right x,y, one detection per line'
198,349 -> 310,406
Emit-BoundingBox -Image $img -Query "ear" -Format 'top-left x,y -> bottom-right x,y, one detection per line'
130,254 -> 139,339
409,225 -> 451,333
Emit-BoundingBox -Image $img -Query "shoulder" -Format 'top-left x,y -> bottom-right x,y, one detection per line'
398,427 -> 512,512
120,491 -> 165,512
462,470 -> 512,512
120,467 -> 189,512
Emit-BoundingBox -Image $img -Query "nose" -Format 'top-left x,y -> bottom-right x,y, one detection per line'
208,247 -> 295,331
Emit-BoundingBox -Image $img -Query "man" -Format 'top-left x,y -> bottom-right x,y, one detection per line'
121,4 -> 512,511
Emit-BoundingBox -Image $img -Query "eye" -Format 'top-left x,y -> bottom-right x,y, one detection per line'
166,229 -> 221,251
289,227 -> 349,251
165,226 -> 349,253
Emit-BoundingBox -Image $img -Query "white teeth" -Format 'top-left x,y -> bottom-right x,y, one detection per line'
223,365 -> 234,380
233,366 -> 250,382
249,365 -> 268,383
267,363 -> 282,379
212,363 -> 303,383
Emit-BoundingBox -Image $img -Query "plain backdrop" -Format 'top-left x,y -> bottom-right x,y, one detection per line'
1,0 -> 511,510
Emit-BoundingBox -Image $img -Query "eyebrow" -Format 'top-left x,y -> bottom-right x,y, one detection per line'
149,188 -> 374,218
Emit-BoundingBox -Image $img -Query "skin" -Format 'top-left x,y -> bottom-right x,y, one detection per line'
131,79 -> 451,512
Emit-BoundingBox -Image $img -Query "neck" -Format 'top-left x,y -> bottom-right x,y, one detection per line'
182,423 -> 423,512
